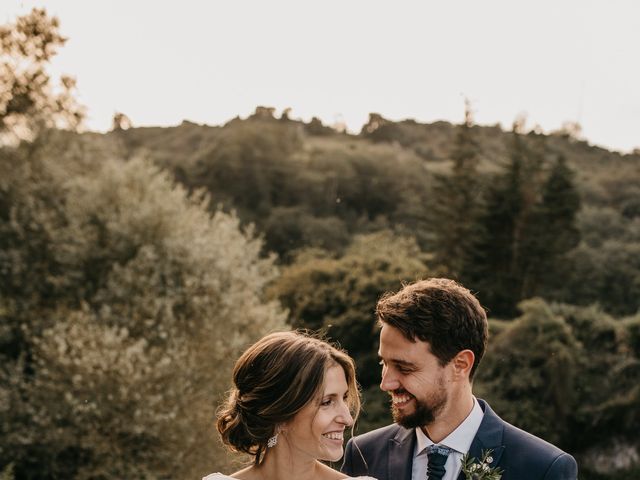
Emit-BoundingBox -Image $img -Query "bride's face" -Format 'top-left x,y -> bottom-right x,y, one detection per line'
283,364 -> 353,462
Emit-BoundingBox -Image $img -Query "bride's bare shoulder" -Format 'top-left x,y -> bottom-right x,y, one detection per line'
228,466 -> 259,479
202,466 -> 257,480
316,463 -> 377,480
202,465 -> 377,480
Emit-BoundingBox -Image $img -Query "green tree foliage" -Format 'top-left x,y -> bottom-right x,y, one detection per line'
304,116 -> 336,136
557,306 -> 640,447
519,155 -> 581,298
562,206 -> 640,315
624,314 -> 640,358
0,463 -> 14,480
361,113 -> 404,143
429,101 -> 482,277
262,206 -> 350,259
110,109 -> 640,316
476,299 -> 581,446
465,130 -> 580,316
109,100 -> 637,275
0,139 -> 286,479
188,112 -> 303,220
180,115 -> 432,260
464,129 -> 531,315
476,300 -> 639,455
111,112 -> 132,131
0,8 -> 83,144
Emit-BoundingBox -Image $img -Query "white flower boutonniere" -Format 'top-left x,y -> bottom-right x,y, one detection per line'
460,448 -> 503,480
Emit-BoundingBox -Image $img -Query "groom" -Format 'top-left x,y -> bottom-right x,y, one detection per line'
341,278 -> 577,480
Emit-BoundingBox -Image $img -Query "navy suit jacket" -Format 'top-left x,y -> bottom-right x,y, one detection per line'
341,399 -> 577,480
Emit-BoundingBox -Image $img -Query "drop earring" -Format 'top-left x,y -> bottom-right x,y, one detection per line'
267,432 -> 278,448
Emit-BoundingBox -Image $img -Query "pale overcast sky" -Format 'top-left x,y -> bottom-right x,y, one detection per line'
2,0 -> 639,152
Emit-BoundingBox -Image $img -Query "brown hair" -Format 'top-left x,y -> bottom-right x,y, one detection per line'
216,331 -> 360,464
376,278 -> 488,379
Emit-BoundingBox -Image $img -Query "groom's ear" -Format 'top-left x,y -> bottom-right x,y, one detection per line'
451,350 -> 475,380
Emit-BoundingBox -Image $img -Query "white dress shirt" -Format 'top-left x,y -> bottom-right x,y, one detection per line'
411,397 -> 484,480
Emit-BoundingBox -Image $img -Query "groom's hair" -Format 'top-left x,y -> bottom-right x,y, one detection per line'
376,278 -> 488,380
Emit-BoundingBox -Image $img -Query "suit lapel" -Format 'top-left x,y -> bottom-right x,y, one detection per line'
456,399 -> 506,480
388,426 -> 416,480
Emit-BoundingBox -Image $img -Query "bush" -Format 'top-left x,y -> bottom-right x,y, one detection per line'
476,298 -> 582,447
0,142 -> 286,479
476,299 -> 640,476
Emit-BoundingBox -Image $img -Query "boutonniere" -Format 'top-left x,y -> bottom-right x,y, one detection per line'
460,448 -> 503,480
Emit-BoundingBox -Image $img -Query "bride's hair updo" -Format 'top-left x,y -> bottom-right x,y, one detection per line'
216,330 -> 360,464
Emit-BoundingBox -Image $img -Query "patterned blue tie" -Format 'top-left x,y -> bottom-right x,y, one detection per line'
426,445 -> 451,480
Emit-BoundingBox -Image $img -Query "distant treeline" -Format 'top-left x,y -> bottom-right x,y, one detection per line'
108,106 -> 640,318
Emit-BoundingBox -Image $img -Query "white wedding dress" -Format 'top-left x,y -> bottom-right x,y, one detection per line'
203,474 -> 377,480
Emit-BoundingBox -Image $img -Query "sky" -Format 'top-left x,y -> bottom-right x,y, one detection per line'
2,0 -> 639,153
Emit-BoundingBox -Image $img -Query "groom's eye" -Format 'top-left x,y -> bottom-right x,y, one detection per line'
393,362 -> 414,374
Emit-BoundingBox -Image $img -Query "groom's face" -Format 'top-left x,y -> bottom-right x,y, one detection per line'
378,323 -> 451,429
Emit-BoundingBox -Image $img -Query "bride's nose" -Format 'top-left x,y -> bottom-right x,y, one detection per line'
337,401 -> 354,426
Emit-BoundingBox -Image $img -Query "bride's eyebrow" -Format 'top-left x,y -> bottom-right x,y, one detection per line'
322,389 -> 349,398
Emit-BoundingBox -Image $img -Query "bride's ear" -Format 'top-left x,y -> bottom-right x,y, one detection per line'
276,423 -> 286,434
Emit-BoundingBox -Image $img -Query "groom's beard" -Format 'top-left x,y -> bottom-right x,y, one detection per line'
391,389 -> 447,430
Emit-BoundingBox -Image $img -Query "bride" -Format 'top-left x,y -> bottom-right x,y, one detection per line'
203,331 -> 376,480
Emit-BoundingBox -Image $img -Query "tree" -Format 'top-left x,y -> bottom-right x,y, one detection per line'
476,299 -> 640,476
250,105 -> 276,119
0,463 -> 14,480
464,126 -> 580,317
553,121 -> 583,141
361,113 -> 403,143
262,207 -> 350,260
111,112 -> 132,131
564,239 -> 640,315
304,116 -> 334,136
464,126 -> 531,316
0,8 -> 84,143
279,107 -> 292,121
0,140 -> 286,479
519,155 -> 580,298
476,299 -> 582,447
188,117 -> 302,220
429,100 -> 482,277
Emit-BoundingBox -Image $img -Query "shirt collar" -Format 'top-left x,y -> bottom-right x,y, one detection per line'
414,396 -> 484,456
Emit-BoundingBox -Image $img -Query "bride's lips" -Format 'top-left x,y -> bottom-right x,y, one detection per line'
321,430 -> 345,444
